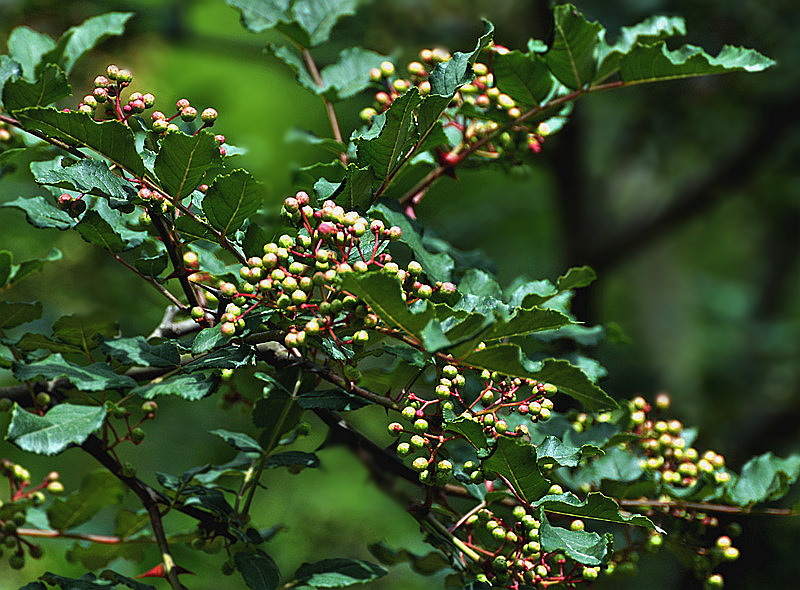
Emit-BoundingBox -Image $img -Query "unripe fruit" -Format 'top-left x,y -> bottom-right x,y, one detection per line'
387,422 -> 403,436
412,457 -> 429,471
706,574 -> 724,588
410,435 -> 426,449
9,554 -> 25,570
130,427 -> 146,443
413,418 -> 429,432
380,61 -> 395,76
353,330 -> 369,344
201,108 -> 218,123
35,392 -> 51,407
47,481 -> 65,494
570,519 -> 585,531
396,442 -> 411,456
221,322 -> 236,337
181,106 -> 197,121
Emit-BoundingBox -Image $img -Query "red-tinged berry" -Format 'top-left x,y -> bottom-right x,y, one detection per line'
221,322 -> 236,337
181,106 -> 197,121
201,107 -> 218,123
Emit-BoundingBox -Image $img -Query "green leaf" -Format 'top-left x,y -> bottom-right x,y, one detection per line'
267,43 -> 317,92
484,307 -> 573,342
2,196 -> 75,230
210,429 -> 263,453
100,336 -> 180,368
184,344 -> 253,372
443,417 -> 490,456
293,558 -> 387,588
357,88 -> 422,181
203,169 -> 264,236
367,542 -> 449,576
538,508 -> 608,566
339,272 -> 438,348
235,549 -> 281,590
15,333 -> 84,355
0,251 -> 11,287
0,301 -> 42,330
460,345 -> 617,411
285,0 -> 358,47
227,0 -> 292,33
267,451 -> 320,469
0,56 -> 23,105
253,384 -> 304,450
131,372 -> 219,400
296,389 -> 370,411
620,42 -> 775,84
546,4 -> 603,89
15,107 -> 145,177
47,470 -> 126,531
369,203 -> 453,282
482,437 -> 550,503
532,491 -> 658,530
320,47 -> 388,101
174,215 -> 217,242
133,252 -> 168,278
7,248 -> 62,286
96,570 -> 155,590
155,130 -> 222,200
7,26 -> 55,79
428,21 -> 494,96
536,435 -> 598,468
335,164 -> 374,210
33,158 -> 137,209
595,16 -> 686,82
726,452 -> 800,506
42,12 -> 134,75
12,354 -> 136,391
73,210 -> 128,252
2,63 -> 71,114
192,325 -> 226,354
493,50 -> 554,106
557,266 -> 596,290
52,314 -> 118,349
6,403 -> 107,455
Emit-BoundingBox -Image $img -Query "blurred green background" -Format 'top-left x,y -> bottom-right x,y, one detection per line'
1,0 -> 799,588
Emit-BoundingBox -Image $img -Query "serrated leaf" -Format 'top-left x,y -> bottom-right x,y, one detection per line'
174,215 -> 217,242
192,325 -> 226,354
320,47 -> 388,101
74,210 -> 127,252
546,4 -> 603,89
100,336 -> 180,368
227,0 -> 292,32
267,43 -> 317,92
460,345 -> 617,411
296,389 -> 370,410
267,451 -> 319,469
8,248 -> 62,285
482,437 -> 550,503
155,130 -> 222,200
369,203 -> 453,282
619,42 -> 775,85
726,452 -> 800,506
12,353 -> 136,391
53,314 -> 118,349
335,164 -> 374,210
444,417 -> 490,456
184,344 -> 252,372
293,558 -> 387,588
2,63 -> 71,114
0,301 -> 43,330
485,307 -> 573,342
339,271 -> 438,348
6,402 -> 107,455
203,169 -> 264,236
41,12 -> 134,75
3,196 -> 75,229
132,372 -> 219,400
33,157 -> 137,209
16,107 -> 145,177
538,508 -> 608,566
536,435 -> 597,468
285,0 -> 358,47
7,26 -> 55,80
235,550 -> 281,590
557,266 -> 596,290
210,429 -> 263,453
253,386 -> 304,450
47,470 -> 126,531
532,491 -> 658,530
15,333 -> 84,355
595,16 -> 686,82
428,21 -> 494,97
493,50 -> 554,106
357,88 -> 422,181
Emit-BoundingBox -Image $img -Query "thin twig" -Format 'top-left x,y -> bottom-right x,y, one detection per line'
112,253 -> 186,308
301,48 -> 346,164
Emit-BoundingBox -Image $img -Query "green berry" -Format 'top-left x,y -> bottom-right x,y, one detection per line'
396,442 -> 411,456
412,457 -> 429,471
413,418 -> 429,432
401,406 -> 417,420
9,554 -> 24,570
410,435 -> 426,449
130,427 -> 146,443
387,422 -> 403,436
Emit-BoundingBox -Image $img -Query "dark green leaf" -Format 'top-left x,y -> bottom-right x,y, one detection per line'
296,389 -> 370,410
6,402 -> 107,455
192,325 -> 226,354
174,215 -> 217,242
428,21 -> 494,97
37,572 -> 112,589
203,169 -> 264,236
367,542 -> 449,576
293,558 -> 387,588
96,570 -> 155,590
132,372 -> 219,400
100,336 -> 180,367
493,50 -> 554,106
2,196 -> 75,230
536,435 -> 596,468
42,13 -> 134,74
483,437 -> 550,503
546,4 -> 603,89
0,56 -> 23,105
15,333 -> 84,355
15,107 -> 145,177
12,354 -> 136,391
227,0 -> 292,33
266,451 -> 320,469
267,43 -> 317,92
320,47 -> 387,101
556,266 -> 596,290
74,210 -> 127,252
443,417 -> 490,456
210,429 -> 263,453
155,130 -> 222,200
538,508 -> 608,566
64,543 -> 146,574
8,248 -> 62,285
357,88 -> 422,181
253,386 -> 304,450
2,63 -> 71,114
0,301 -> 43,330
52,314 -> 118,349
620,42 -> 775,84
33,158 -> 137,209
133,252 -> 168,278
0,251 -> 11,287
532,491 -> 658,530
336,164 -> 374,210
7,26 -> 54,79
369,203 -> 453,282
235,549 -> 281,590
726,452 -> 800,506
595,16 -> 686,82
184,344 -> 252,372
286,0 -> 358,47
47,470 -> 126,531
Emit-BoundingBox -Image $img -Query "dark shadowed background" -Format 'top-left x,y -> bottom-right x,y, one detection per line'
1,0 -> 798,587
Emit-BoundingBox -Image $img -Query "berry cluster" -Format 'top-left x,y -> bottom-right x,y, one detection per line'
105,400 -> 158,449
197,192 -> 456,356
360,47 -> 552,163
0,460 -> 64,570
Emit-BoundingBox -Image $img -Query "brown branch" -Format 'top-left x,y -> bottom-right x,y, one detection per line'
302,48 -> 346,164
618,498 -> 798,517
0,113 -> 87,160
150,213 -> 199,308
